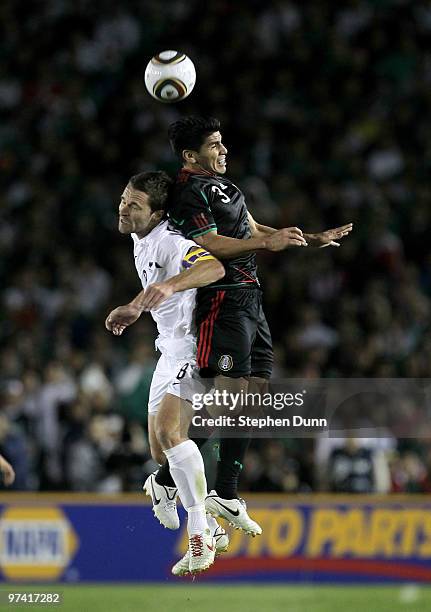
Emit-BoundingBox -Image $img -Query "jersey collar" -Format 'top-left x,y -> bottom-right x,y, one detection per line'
132,220 -> 167,244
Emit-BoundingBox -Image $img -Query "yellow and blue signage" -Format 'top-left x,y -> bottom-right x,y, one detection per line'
0,506 -> 78,581
0,494 -> 430,583
185,498 -> 431,583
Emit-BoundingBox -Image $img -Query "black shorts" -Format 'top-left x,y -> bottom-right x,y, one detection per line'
195,286 -> 273,379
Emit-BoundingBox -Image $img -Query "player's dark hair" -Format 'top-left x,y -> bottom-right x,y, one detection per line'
129,171 -> 173,212
168,116 -> 221,159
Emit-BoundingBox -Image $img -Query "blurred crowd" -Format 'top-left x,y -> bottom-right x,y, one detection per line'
1,0 -> 431,493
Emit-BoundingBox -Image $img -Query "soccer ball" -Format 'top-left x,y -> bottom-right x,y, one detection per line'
144,50 -> 196,103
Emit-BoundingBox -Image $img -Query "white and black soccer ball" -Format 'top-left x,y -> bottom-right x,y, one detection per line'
144,50 -> 196,103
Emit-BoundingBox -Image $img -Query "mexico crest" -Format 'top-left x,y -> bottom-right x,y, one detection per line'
218,354 -> 233,371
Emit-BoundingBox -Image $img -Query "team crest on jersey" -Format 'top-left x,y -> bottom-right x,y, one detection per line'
218,354 -> 233,371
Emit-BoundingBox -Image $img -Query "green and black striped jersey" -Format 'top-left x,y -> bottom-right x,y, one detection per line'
168,168 -> 258,289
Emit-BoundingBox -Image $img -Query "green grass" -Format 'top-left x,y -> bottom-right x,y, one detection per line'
0,585 -> 430,612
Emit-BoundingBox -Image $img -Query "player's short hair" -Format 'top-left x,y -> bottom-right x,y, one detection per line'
168,116 -> 221,159
129,171 -> 173,212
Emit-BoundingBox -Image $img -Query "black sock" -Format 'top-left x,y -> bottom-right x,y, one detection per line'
214,436 -> 251,499
154,461 -> 176,488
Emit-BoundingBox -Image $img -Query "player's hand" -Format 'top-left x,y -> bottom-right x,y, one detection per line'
266,227 -> 308,251
0,455 -> 15,487
307,223 -> 353,248
140,282 -> 175,311
105,304 -> 142,336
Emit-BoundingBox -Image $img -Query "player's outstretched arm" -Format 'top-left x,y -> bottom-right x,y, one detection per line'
303,223 -> 353,248
248,213 -> 353,250
195,227 -> 307,258
0,454 -> 15,486
247,212 -> 308,252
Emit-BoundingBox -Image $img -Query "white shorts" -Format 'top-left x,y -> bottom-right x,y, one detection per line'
148,353 -> 207,415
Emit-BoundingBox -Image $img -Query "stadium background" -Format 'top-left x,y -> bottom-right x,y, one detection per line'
1,0 -> 431,608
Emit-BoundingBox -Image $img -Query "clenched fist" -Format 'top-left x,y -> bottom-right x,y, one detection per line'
138,283 -> 174,311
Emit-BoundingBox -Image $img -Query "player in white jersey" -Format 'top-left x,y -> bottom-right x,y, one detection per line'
106,171 -> 226,574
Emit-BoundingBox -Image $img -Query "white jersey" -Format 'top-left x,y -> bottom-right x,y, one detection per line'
132,220 -> 199,359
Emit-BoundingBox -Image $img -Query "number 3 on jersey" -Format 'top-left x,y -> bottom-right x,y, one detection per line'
211,184 -> 231,203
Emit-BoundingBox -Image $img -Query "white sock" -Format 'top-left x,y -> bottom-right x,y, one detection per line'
206,513 -> 220,535
164,440 -> 208,535
188,504 -> 208,535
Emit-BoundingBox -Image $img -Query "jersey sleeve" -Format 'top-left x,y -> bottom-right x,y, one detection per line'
169,183 -> 217,239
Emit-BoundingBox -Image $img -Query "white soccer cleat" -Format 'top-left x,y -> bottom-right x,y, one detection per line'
143,472 -> 179,530
205,490 -> 262,536
171,523 -> 229,576
171,550 -> 191,577
188,528 -> 216,574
